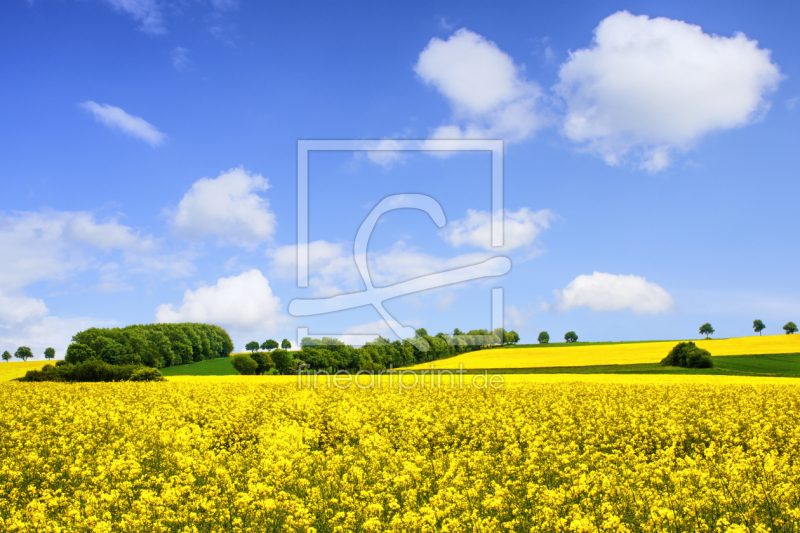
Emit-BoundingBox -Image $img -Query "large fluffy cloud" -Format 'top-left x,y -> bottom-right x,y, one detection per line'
554,272 -> 674,314
170,167 -> 276,247
555,11 -> 782,171
80,101 -> 166,146
441,208 -> 555,251
0,209 -> 163,291
415,29 -> 546,142
156,270 -> 287,332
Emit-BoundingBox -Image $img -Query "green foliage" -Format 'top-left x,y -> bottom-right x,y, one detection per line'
20,360 -> 165,382
68,323 -> 233,369
415,328 -> 429,337
14,346 -> 33,361
261,339 -> 279,351
230,354 -> 258,375
44,347 -> 56,360
270,349 -> 294,374
281,339 -> 292,350
2,351 -> 11,362
250,352 -> 274,375
753,319 -> 766,335
699,323 -> 714,338
661,342 -> 714,368
564,331 -> 578,343
245,341 -> 260,353
538,331 -> 550,344
504,330 -> 520,345
784,322 -> 798,335
65,343 -> 98,364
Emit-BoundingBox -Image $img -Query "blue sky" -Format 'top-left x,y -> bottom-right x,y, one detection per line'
2,0 -> 799,357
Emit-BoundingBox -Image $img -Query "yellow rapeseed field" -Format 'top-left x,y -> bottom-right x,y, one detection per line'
414,334 -> 800,370
2,379 -> 799,532
0,361 -> 51,381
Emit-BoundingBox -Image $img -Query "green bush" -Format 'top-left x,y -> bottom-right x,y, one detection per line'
20,361 -> 165,382
661,342 -> 714,369
231,354 -> 258,375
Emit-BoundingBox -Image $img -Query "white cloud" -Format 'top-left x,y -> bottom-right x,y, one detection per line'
441,208 -> 555,251
102,0 -> 165,34
555,11 -> 782,171
270,239 -> 503,298
171,47 -> 190,71
553,272 -> 675,314
0,290 -> 106,359
505,304 -> 534,330
364,139 -> 407,168
340,319 -> 402,347
170,167 -> 276,247
0,209 -> 159,292
415,29 -> 546,142
156,270 -> 287,333
80,101 -> 166,146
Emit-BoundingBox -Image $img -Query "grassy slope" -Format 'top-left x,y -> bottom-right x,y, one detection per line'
462,353 -> 800,377
159,357 -> 238,376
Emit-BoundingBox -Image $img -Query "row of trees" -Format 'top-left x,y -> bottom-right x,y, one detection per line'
245,339 -> 292,352
65,323 -> 234,368
752,320 -> 797,335
1,347 -> 55,362
232,327 -> 521,374
536,331 -> 578,344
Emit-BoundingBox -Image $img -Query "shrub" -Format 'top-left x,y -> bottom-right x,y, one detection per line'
231,354 -> 258,375
250,352 -> 274,375
661,342 -> 714,369
128,367 -> 166,382
20,361 -> 165,382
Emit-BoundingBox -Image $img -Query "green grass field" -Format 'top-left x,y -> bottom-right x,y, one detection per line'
159,357 -> 238,376
160,352 -> 800,378
461,353 -> 800,377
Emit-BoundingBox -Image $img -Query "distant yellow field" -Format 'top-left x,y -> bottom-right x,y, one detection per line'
412,334 -> 800,370
0,360 -> 52,381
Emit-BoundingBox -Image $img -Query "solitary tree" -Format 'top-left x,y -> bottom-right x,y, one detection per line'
564,331 -> 578,343
245,341 -> 260,354
14,346 -> 33,362
281,338 -> 292,350
261,339 -> 279,351
752,319 -> 766,336
537,331 -> 550,344
504,330 -> 520,345
784,321 -> 798,335
2,351 -> 10,362
44,347 -> 56,360
699,323 -> 715,339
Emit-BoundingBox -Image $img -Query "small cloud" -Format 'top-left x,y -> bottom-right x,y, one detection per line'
786,97 -> 800,110
441,207 -> 555,252
80,101 -> 166,146
171,47 -> 190,71
102,0 -> 166,34
553,272 -> 675,314
439,16 -> 455,31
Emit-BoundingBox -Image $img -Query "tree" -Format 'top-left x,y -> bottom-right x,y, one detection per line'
65,343 -> 98,364
14,346 -> 33,362
415,328 -> 429,337
230,354 -> 258,375
261,339 -> 279,351
752,319 -> 766,336
245,341 -> 260,354
661,341 -> 713,368
453,328 -> 464,336
250,352 -> 274,375
44,347 -> 56,360
537,331 -> 550,344
2,351 -> 10,362
281,339 -> 292,350
699,323 -> 714,339
564,331 -> 578,343
784,321 -> 798,335
504,330 -> 520,345
271,349 -> 294,374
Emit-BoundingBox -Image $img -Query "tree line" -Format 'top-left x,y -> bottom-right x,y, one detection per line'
63,323 -> 234,368
231,327 -> 520,375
